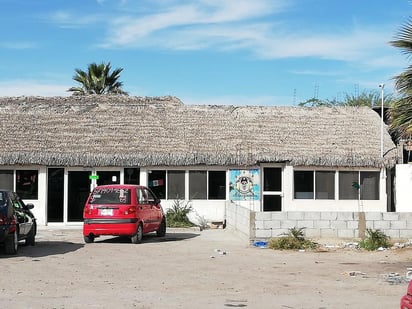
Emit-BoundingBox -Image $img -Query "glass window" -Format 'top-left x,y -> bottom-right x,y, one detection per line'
209,171 -> 226,200
167,170 -> 185,199
146,188 -> 157,202
0,170 -> 13,191
263,168 -> 282,191
294,171 -> 314,199
189,171 -> 207,199
315,171 -> 335,200
148,170 -> 166,199
124,168 -> 140,184
96,171 -> 120,186
360,172 -> 379,200
89,187 -> 131,204
137,188 -> 147,204
339,171 -> 359,200
263,195 -> 282,211
16,170 -> 38,199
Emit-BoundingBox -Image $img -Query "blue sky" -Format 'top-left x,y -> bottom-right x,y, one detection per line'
1,0 -> 411,106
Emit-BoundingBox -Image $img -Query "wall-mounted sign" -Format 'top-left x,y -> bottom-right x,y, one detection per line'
229,169 -> 260,201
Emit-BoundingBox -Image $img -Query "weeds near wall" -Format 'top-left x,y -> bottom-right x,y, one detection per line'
359,228 -> 391,251
166,199 -> 195,228
268,227 -> 318,250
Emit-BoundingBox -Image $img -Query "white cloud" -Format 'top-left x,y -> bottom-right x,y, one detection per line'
0,42 -> 37,49
96,0 -> 400,72
49,10 -> 102,28
0,80 -> 70,97
102,0 -> 288,46
44,0 -> 404,73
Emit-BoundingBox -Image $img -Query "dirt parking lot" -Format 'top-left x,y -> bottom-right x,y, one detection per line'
0,226 -> 411,309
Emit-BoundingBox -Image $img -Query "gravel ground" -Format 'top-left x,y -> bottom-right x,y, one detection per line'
0,226 -> 410,309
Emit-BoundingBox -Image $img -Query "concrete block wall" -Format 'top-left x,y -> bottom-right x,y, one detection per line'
226,202 -> 412,241
225,201 -> 252,241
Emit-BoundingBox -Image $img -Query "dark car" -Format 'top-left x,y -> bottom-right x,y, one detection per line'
83,184 -> 166,244
0,189 -> 36,255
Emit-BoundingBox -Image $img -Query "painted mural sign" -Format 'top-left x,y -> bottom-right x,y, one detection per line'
229,169 -> 260,201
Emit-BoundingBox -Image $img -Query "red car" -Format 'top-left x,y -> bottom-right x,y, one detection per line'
401,280 -> 412,309
83,184 -> 166,244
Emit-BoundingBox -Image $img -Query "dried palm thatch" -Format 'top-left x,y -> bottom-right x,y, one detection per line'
0,95 -> 397,168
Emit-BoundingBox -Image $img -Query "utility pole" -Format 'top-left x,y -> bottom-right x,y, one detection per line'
379,83 -> 385,158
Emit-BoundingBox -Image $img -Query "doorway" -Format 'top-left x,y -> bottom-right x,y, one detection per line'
46,168 -> 129,224
68,171 -> 91,222
47,168 -> 64,222
262,167 -> 283,211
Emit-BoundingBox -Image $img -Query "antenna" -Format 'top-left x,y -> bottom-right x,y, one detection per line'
314,83 -> 319,99
293,88 -> 296,105
354,84 -> 359,98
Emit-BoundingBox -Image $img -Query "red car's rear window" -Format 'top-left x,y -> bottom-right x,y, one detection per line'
89,187 -> 131,205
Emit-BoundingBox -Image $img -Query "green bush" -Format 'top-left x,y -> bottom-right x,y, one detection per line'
359,228 -> 391,251
165,199 -> 195,228
268,227 -> 318,250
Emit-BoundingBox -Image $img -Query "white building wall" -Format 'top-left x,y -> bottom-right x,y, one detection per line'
34,167 -> 47,225
395,164 -> 412,212
11,164 -> 391,227
160,199 -> 226,224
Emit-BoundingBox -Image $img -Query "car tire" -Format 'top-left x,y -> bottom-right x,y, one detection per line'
131,223 -> 143,244
156,218 -> 166,237
25,222 -> 36,246
5,229 -> 18,255
84,235 -> 95,243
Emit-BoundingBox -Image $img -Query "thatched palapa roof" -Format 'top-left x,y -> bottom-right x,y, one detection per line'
0,96 -> 397,168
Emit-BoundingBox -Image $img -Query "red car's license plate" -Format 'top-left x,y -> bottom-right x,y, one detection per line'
99,209 -> 113,216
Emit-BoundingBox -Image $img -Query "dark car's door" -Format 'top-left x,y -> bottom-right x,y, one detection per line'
10,193 -> 34,236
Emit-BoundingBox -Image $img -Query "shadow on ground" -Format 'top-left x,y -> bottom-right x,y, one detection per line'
95,232 -> 200,244
0,241 -> 84,259
0,230 -> 201,257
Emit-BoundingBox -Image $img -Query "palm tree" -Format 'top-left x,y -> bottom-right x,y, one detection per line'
298,91 -> 394,107
341,91 -> 393,107
390,19 -> 412,139
68,62 -> 128,95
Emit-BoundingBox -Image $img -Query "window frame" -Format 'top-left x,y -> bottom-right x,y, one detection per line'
167,170 -> 185,199
149,169 -> 227,200
293,168 -> 381,201
16,169 -> 39,200
189,170 -> 207,199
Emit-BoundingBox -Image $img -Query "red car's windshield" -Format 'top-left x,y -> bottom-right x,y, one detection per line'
89,188 -> 131,205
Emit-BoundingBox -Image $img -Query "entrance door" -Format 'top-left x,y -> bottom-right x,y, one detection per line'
47,168 -> 64,222
262,167 -> 283,211
68,171 -> 91,222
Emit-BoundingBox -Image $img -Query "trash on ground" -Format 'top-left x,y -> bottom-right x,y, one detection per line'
253,241 -> 268,248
